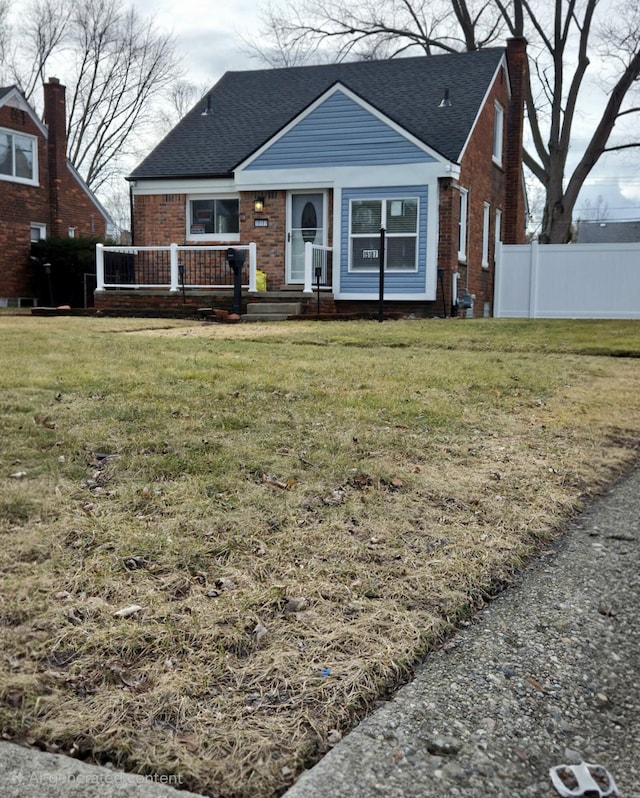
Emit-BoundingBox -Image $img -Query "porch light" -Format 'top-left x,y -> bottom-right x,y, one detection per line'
254,196 -> 265,213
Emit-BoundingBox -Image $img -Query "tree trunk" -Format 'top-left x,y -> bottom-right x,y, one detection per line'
540,197 -> 574,243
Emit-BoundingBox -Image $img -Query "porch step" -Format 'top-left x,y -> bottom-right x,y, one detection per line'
243,302 -> 302,322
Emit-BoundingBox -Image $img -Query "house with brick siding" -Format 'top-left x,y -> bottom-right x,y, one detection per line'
0,78 -> 111,306
121,40 -> 526,318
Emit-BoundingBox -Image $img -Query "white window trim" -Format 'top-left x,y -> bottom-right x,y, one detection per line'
0,126 -> 39,186
494,208 -> 502,265
348,197 -> 419,274
493,101 -> 504,167
30,222 -> 47,242
186,194 -> 240,242
482,202 -> 491,268
457,187 -> 468,263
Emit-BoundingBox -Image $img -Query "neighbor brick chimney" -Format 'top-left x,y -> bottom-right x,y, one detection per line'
503,38 -> 527,244
43,77 -> 67,237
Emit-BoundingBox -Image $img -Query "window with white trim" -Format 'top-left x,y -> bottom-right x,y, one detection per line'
482,202 -> 491,267
30,223 -> 46,242
187,197 -> 240,241
457,188 -> 468,262
349,197 -> 418,272
0,127 -> 38,184
493,102 -> 504,166
494,208 -> 502,264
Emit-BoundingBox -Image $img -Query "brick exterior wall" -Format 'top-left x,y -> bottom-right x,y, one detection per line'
438,40 -> 527,317
0,102 -> 50,298
0,79 -> 108,301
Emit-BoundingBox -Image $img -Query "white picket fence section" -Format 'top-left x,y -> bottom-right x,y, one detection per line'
494,240 -> 640,319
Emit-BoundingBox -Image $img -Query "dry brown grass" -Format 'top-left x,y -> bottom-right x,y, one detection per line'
1,316 -> 640,797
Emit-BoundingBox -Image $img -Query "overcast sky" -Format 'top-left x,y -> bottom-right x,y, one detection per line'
148,0 -> 265,85
141,0 -> 640,224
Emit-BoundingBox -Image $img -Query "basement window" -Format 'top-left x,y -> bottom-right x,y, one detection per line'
187,197 -> 240,241
0,127 -> 38,185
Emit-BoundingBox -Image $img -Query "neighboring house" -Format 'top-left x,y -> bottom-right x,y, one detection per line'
123,39 -> 527,317
0,78 -> 112,305
576,220 -> 640,244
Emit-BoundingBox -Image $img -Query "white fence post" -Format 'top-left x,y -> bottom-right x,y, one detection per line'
169,243 -> 179,293
248,243 -> 257,292
528,239 -> 539,318
303,242 -> 313,294
494,241 -> 502,317
96,243 -> 105,291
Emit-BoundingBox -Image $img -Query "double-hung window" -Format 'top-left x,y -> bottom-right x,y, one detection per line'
482,202 -> 491,267
350,197 -> 418,272
187,197 -> 240,241
493,102 -> 504,166
458,188 -> 468,262
494,208 -> 502,265
0,127 -> 38,185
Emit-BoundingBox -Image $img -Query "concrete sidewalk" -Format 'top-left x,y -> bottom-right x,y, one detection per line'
2,465 -> 638,797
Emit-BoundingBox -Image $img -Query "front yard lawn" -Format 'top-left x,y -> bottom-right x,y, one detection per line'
1,316 -> 639,797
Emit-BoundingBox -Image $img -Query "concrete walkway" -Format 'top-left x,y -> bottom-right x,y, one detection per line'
2,465 -> 638,798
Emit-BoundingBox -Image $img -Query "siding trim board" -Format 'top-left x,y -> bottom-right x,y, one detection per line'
238,84 -> 441,173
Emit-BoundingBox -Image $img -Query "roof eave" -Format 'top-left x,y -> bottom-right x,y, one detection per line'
127,171 -> 235,183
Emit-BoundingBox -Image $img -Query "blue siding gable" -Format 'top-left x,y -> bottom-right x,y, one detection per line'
340,186 -> 429,295
244,90 -> 436,170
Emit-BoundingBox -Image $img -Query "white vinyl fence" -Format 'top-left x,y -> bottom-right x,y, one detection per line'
494,240 -> 640,319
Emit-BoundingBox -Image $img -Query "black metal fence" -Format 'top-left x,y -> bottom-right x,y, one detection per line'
311,246 -> 333,288
178,248 -> 233,287
103,249 -> 170,286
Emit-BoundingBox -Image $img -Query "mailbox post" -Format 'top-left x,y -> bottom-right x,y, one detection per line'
226,248 -> 246,316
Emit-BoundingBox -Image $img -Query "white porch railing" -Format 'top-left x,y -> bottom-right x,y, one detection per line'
96,243 -> 258,293
303,242 -> 333,293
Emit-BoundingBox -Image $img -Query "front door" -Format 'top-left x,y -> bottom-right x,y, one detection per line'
287,192 -> 326,284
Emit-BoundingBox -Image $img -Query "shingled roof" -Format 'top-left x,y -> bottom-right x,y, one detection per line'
0,86 -> 21,103
129,48 -> 506,181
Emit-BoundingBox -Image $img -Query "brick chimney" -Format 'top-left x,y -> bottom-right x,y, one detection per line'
503,38 -> 527,244
43,77 -> 67,237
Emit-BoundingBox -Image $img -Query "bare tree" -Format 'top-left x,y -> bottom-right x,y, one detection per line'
156,79 -> 209,136
2,0 -> 181,192
0,0 -> 11,68
253,0 -> 640,243
509,0 -> 640,242
253,0 -> 507,64
576,194 -> 610,222
2,0 -> 71,98
65,0 -> 180,191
